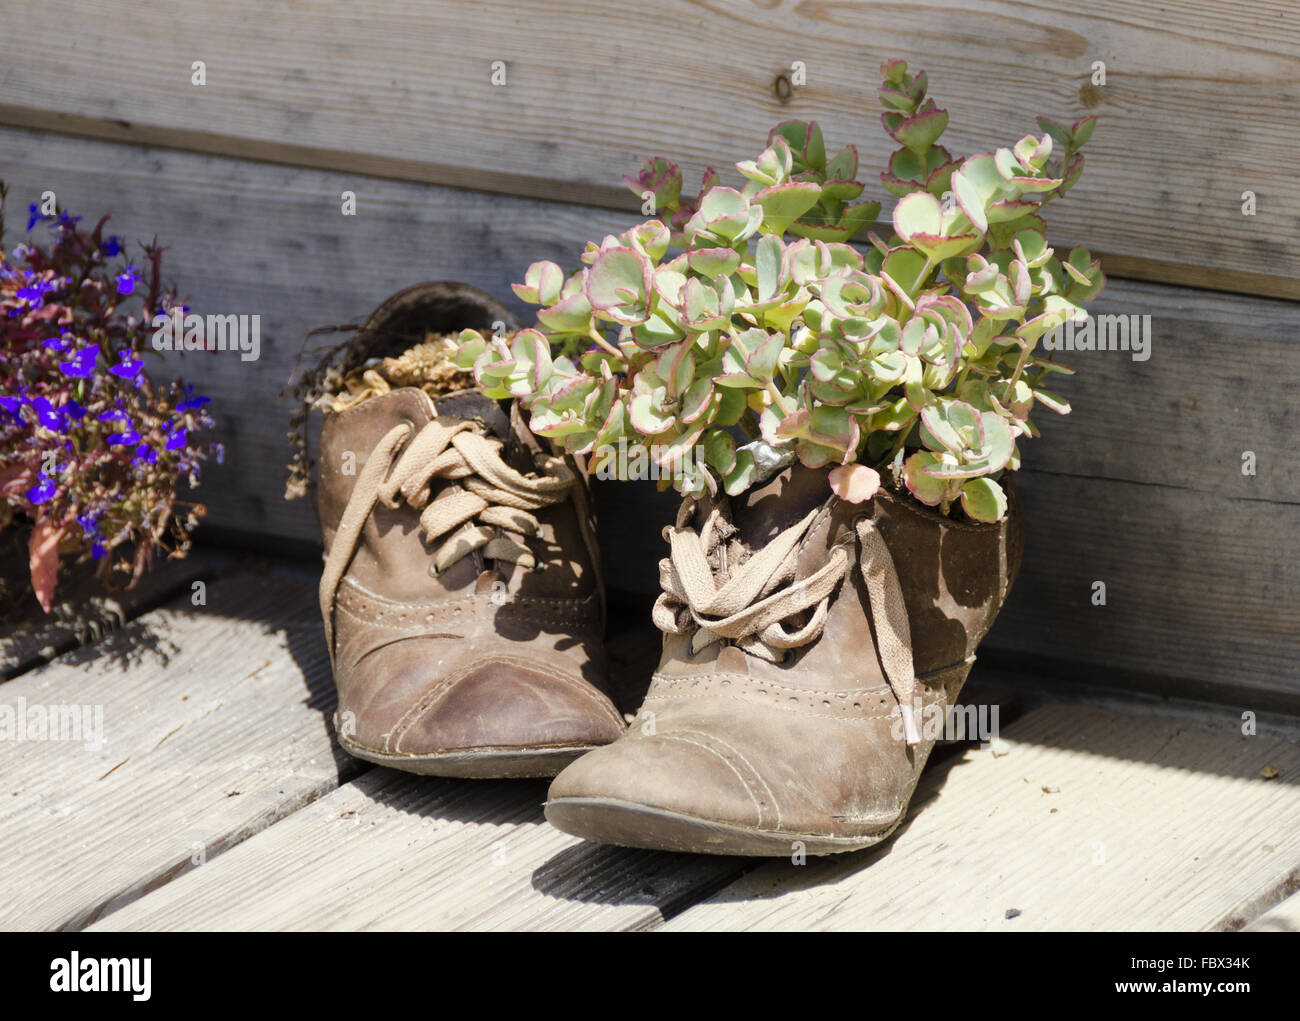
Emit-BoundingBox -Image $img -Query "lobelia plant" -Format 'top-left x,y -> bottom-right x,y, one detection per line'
454,60 -> 1104,522
0,184 -> 222,613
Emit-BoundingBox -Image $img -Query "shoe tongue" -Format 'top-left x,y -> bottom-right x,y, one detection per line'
432,388 -> 543,476
432,388 -> 510,440
727,462 -> 834,554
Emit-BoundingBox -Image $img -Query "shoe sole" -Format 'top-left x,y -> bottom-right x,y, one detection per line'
340,737 -> 601,779
544,795 -> 902,857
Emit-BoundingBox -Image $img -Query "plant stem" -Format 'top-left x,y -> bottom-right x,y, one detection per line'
910,255 -> 935,294
587,326 -> 623,362
765,378 -> 793,414
1006,336 -> 1034,392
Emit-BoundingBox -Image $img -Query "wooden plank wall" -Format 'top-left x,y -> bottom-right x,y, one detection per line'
1,2 -> 1297,704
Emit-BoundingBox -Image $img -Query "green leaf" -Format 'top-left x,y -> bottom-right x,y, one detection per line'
536,292 -> 595,334
512,260 -> 565,305
892,106 -> 949,153
722,449 -> 757,496
903,451 -> 948,505
628,390 -> 675,434
755,234 -> 785,301
700,428 -> 737,475
687,247 -> 741,280
585,247 -> 652,324
959,477 -> 1007,522
755,181 -> 821,235
837,200 -> 882,240
745,331 -> 784,381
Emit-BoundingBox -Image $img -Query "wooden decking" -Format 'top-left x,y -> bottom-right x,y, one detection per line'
2,553 -> 1298,932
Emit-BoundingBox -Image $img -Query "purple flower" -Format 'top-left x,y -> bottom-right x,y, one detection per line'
58,345 -> 98,379
78,513 -> 105,559
17,273 -> 55,306
28,396 -> 65,432
26,474 -> 57,505
165,423 -> 188,450
62,400 -> 86,422
101,406 -> 141,446
0,391 -> 24,418
177,385 -> 210,412
115,267 -> 142,296
100,236 -> 122,257
55,211 -> 81,232
132,443 -> 157,466
108,349 -> 145,385
44,336 -> 71,354
26,204 -> 48,232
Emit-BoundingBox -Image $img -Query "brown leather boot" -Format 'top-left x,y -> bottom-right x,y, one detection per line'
316,282 -> 623,778
546,463 -> 1022,853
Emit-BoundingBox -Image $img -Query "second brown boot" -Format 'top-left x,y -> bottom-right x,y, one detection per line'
546,464 -> 1021,852
314,282 -> 624,778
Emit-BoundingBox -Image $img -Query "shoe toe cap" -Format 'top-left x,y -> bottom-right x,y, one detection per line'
393,656 -> 624,755
547,728 -> 779,836
341,646 -> 622,757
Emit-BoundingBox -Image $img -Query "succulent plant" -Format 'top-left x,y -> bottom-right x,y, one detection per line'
457,61 -> 1104,522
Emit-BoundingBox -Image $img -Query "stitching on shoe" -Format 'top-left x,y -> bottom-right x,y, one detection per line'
881,486 -> 1006,533
655,731 -> 777,829
336,579 -> 600,629
643,661 -> 969,723
672,728 -> 783,830
642,690 -> 911,724
386,654 -> 621,752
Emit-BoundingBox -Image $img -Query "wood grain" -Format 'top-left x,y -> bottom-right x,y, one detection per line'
0,562 -> 362,931
1,1 -> 1298,295
0,549 -> 224,681
90,768 -> 752,931
662,700 -> 1300,931
990,475 -> 1300,710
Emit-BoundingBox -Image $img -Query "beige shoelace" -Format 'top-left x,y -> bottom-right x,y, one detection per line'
320,418 -> 577,661
652,496 -> 922,744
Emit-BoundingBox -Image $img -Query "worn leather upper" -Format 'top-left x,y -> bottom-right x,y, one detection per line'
548,464 -> 1022,847
314,283 -> 622,770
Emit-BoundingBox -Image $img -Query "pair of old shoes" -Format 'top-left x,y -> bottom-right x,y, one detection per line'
315,283 -> 1022,856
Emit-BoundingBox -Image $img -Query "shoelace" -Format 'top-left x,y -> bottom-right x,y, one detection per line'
320,418 -> 577,662
652,496 -> 922,744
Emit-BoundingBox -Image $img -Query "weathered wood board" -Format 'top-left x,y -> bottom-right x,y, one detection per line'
0,550 -> 223,680
662,700 -> 1300,931
0,562 -> 361,931
1,1 -> 1297,297
90,770 -> 750,932
1244,889 -> 1300,931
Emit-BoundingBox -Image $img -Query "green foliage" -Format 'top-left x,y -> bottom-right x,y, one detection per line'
458,61 -> 1105,521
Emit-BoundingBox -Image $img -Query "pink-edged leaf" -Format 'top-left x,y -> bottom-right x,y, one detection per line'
828,464 -> 881,504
